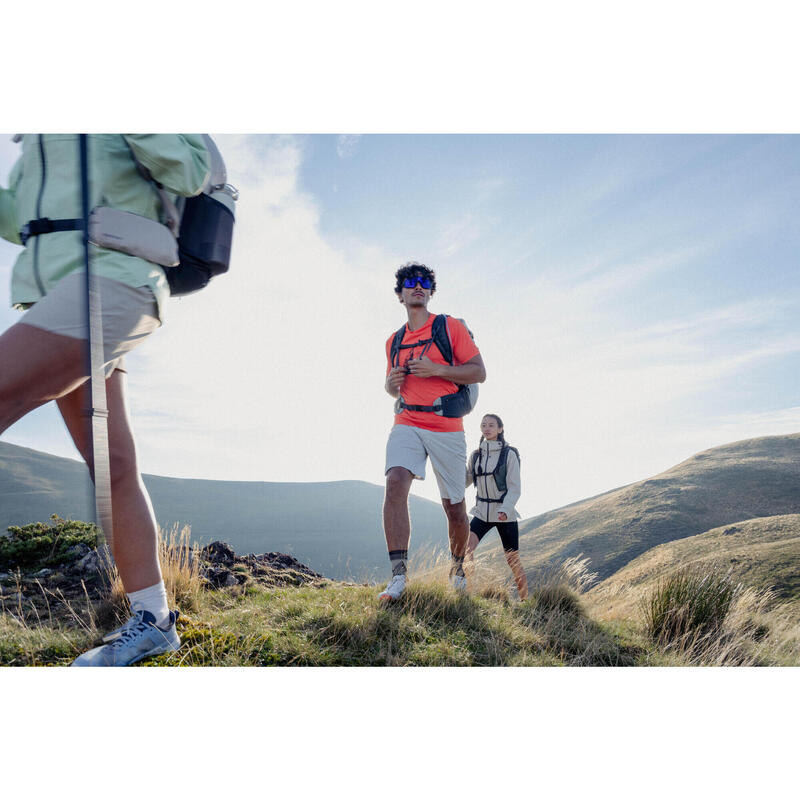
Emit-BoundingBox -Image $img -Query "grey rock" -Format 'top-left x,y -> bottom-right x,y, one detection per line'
202,541 -> 235,566
35,568 -> 53,578
66,543 -> 91,560
76,551 -> 102,574
0,572 -> 10,583
224,572 -> 239,587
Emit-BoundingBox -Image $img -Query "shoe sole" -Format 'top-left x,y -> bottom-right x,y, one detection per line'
71,637 -> 181,667
127,638 -> 181,666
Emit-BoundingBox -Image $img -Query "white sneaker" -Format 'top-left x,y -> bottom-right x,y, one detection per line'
379,574 -> 407,601
450,574 -> 467,593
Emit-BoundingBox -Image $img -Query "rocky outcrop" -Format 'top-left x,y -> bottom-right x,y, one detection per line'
200,541 -> 325,588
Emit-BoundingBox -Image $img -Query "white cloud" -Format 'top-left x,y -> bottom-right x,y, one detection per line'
3,135 -> 800,520
336,134 -> 361,159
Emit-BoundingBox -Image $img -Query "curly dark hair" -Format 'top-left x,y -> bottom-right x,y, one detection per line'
394,261 -> 437,296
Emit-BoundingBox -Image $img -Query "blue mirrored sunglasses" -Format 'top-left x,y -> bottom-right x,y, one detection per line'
403,276 -> 432,289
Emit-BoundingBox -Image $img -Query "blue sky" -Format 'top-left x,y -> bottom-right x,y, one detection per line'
2,133 -> 800,516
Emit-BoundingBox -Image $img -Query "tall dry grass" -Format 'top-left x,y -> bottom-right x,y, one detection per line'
638,565 -> 797,665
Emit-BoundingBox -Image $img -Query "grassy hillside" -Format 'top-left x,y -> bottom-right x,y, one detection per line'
2,519 -> 798,666
0,442 -> 446,581
478,434 -> 800,584
589,514 -> 800,619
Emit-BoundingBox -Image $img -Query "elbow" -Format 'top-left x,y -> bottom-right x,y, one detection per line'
477,367 -> 487,384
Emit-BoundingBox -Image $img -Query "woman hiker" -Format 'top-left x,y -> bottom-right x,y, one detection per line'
466,413 -> 528,600
0,134 -> 211,665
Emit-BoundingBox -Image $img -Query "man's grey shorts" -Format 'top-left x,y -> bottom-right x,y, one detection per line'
385,424 -> 467,503
21,273 -> 160,378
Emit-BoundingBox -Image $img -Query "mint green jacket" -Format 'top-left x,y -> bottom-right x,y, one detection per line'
0,134 -> 210,320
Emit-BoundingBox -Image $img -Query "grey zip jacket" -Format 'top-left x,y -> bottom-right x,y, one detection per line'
466,439 -> 522,523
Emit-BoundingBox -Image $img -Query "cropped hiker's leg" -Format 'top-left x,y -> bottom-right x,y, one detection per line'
0,321 -> 87,433
56,369 -> 162,593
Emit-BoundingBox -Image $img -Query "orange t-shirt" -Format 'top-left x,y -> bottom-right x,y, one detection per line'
385,313 -> 481,433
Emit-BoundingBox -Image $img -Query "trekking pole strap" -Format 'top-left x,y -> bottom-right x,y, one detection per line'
20,217 -> 83,245
80,134 -> 114,555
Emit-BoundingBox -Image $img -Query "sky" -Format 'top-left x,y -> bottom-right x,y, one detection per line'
2,133 -> 800,517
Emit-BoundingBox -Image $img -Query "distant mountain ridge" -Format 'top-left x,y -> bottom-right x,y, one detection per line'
477,433 -> 800,585
7,433 -> 800,589
0,441 -> 447,581
590,514 -> 800,616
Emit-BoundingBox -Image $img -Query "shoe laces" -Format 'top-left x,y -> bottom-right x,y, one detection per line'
107,612 -> 151,649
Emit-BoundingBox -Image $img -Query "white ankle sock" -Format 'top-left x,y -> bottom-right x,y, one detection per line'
127,581 -> 170,629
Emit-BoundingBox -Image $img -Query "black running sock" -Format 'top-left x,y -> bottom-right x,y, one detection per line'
450,553 -> 465,578
389,549 -> 408,577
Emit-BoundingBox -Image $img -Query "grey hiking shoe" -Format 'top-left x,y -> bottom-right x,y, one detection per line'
71,609 -> 180,667
450,574 -> 467,593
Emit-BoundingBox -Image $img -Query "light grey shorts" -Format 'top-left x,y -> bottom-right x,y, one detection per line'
385,424 -> 467,503
21,273 -> 160,378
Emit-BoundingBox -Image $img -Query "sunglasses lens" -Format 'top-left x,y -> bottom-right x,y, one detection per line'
404,276 -> 431,289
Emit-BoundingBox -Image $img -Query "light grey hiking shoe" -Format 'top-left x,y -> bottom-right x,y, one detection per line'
450,574 -> 467,593
71,609 -> 180,667
378,574 -> 407,601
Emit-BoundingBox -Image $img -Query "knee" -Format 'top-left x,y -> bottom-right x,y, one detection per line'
443,500 -> 467,524
385,468 -> 411,500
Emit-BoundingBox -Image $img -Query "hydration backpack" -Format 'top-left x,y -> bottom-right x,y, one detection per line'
390,313 -> 479,418
136,135 -> 238,296
89,135 -> 238,297
470,443 -> 521,504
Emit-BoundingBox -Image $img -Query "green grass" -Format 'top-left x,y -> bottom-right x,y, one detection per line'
0,571 -> 652,667
640,568 -> 740,646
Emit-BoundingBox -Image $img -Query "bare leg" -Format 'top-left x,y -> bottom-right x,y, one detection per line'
383,467 -> 415,552
56,371 -> 162,593
0,322 -> 88,433
441,498 -> 469,559
505,550 -> 529,600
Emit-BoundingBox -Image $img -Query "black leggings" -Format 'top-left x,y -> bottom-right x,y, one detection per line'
470,517 -> 519,553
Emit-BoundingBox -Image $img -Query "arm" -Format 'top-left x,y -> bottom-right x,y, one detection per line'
498,450 -> 521,520
406,353 -> 486,384
465,452 -> 475,489
123,134 -> 211,197
0,158 -> 22,245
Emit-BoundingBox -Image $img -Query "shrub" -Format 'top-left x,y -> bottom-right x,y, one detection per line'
641,568 -> 741,647
0,515 -> 98,570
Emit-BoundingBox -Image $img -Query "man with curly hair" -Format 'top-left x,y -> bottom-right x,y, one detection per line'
380,261 -> 486,601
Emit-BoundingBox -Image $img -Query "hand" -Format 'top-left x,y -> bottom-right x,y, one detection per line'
406,356 -> 441,378
497,512 -> 508,522
386,366 -> 406,392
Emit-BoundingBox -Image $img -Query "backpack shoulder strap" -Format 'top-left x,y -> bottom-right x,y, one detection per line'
431,314 -> 454,364
469,449 -> 480,485
390,324 -> 407,367
502,445 -> 520,467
